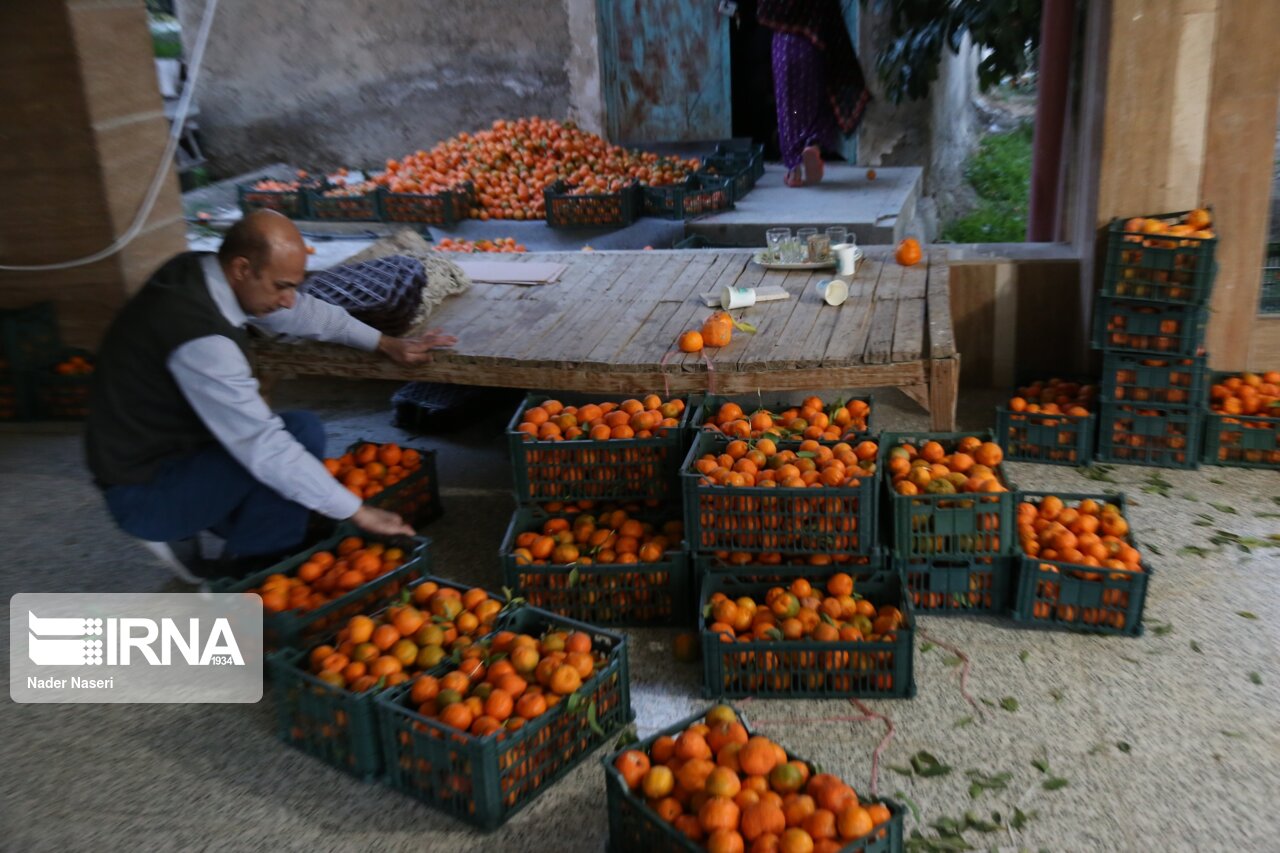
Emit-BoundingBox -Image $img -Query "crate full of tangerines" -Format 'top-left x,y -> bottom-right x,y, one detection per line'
501,505 -> 692,626
1009,492 -> 1150,637
375,606 -> 633,830
700,566 -> 915,699
266,575 -> 507,780
508,395 -> 691,508
1103,208 -> 1216,305
325,441 -> 442,529
994,378 -> 1097,466
881,432 -> 1015,561
602,704 -> 904,853
895,554 -> 1011,615
683,429 -> 881,558
211,528 -> 429,650
1202,370 -> 1280,469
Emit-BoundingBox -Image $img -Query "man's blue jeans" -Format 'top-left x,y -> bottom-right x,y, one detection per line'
103,410 -> 325,558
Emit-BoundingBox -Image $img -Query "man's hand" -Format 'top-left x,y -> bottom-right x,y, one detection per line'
377,328 -> 458,366
351,505 -> 415,537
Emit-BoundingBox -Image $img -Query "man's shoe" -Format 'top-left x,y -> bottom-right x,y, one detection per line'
140,540 -> 206,585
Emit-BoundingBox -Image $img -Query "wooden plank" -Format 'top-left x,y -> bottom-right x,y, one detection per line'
925,249 -> 956,358
748,270 -> 831,369
588,252 -> 709,365
946,262 -> 997,387
863,258 -> 904,364
890,298 -> 925,364
793,273 -> 848,370
729,269 -> 813,368
820,248 -> 886,366
897,258 -> 928,299
613,253 -> 736,364
929,355 -> 960,430
508,254 -> 632,365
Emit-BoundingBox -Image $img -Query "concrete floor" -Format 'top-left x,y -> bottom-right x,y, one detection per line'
1,380 -> 1278,852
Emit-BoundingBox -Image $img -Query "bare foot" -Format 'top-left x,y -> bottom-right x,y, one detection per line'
802,146 -> 824,185
784,167 -> 805,188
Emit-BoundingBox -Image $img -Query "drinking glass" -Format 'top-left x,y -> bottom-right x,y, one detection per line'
766,227 -> 791,262
826,226 -> 848,247
796,227 -> 818,262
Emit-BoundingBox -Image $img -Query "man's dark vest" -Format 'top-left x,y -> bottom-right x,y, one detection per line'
86,252 -> 251,486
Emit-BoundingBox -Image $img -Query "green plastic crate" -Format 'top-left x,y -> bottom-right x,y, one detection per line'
1262,242 -> 1280,314
683,430 -> 879,557
993,406 -> 1095,466
208,524 -> 429,650
376,606 -> 633,830
881,431 -> 1016,560
691,393 -> 875,442
1099,352 -> 1208,406
1010,492 -> 1149,637
544,180 -> 640,229
1096,401 -> 1202,469
894,556 -> 1012,615
697,145 -> 763,203
641,173 -> 734,221
1091,296 -> 1208,356
236,182 -> 314,219
507,394 -> 691,507
0,301 -> 61,421
35,347 -> 94,420
305,186 -> 383,221
500,506 -> 692,627
379,181 -> 472,227
342,440 -> 443,529
602,705 -> 905,853
699,570 -> 915,699
1201,371 -> 1280,468
1102,211 -> 1217,305
265,573 -> 491,782
693,550 -> 887,603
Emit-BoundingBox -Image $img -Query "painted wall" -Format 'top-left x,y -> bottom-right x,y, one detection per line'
178,0 -> 580,175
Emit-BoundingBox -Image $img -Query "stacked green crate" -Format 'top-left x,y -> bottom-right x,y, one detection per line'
1095,211 -> 1216,468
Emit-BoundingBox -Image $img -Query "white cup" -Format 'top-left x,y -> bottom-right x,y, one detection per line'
814,278 -> 850,306
721,286 -> 757,309
833,243 -> 860,276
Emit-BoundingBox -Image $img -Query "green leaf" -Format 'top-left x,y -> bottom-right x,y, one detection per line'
587,699 -> 605,736
764,627 -> 784,641
1209,477 -> 1225,485
1116,741 -> 1131,753
1182,493 -> 1200,502
1088,743 -> 1108,756
612,727 -> 639,750
1031,757 -> 1050,773
1209,502 -> 1237,514
967,781 -> 984,799
1178,545 -> 1212,557
999,697 -> 1019,712
954,715 -> 974,728
1142,472 -> 1173,497
942,655 -> 964,667
920,642 -> 936,653
1018,649 -> 1029,662
1010,807 -> 1036,829
1151,622 -> 1173,636
1079,465 -> 1117,483
1147,542 -> 1163,556
1048,688 -> 1065,702
1042,777 -> 1069,790
963,811 -> 1000,833
895,790 -> 923,824
1190,640 -> 1203,653
1221,730 -> 1245,738
564,691 -> 584,713
1249,671 -> 1263,685
819,611 -> 838,626
1237,611 -> 1259,619
567,567 -> 580,588
910,750 -> 953,777
702,603 -> 713,620
888,764 -> 915,776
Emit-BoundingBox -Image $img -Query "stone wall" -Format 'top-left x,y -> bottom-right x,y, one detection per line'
178,0 -> 579,175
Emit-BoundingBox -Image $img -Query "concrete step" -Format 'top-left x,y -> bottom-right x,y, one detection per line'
686,164 -> 921,248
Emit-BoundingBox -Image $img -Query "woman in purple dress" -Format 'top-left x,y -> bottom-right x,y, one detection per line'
758,0 -> 871,187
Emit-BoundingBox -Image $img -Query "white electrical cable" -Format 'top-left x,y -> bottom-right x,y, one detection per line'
0,0 -> 220,271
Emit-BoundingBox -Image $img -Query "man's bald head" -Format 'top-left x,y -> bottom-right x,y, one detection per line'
218,209 -> 305,269
217,210 -> 308,317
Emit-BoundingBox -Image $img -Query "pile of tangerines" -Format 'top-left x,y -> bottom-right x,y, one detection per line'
1114,209 -> 1215,299
1119,208 -> 1214,247
514,396 -> 685,442
705,574 -> 905,647
701,397 -> 872,441
885,436 -> 1007,496
679,312 -> 735,353
305,580 -> 501,691
323,442 -> 423,500
510,509 -> 682,566
1006,378 -> 1094,416
691,438 -> 878,489
254,535 -> 409,615
1096,305 -> 1202,354
611,705 -> 893,853
433,237 -> 527,253
408,628 -> 604,736
370,118 -> 698,222
1210,370 -> 1280,417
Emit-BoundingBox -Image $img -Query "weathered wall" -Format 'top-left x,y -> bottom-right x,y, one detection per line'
178,0 -> 575,175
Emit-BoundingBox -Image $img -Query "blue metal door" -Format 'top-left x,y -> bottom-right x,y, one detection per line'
597,0 -> 733,144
